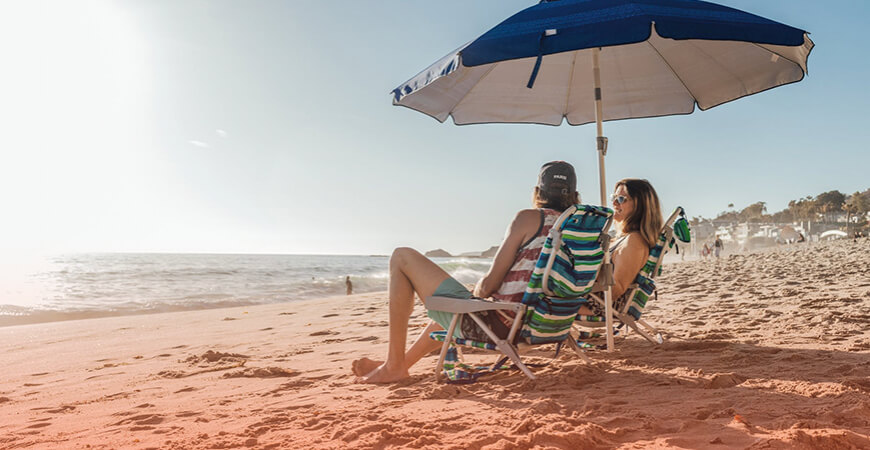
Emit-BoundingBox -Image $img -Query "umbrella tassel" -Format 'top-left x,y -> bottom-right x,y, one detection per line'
527,29 -> 556,89
526,41 -> 544,88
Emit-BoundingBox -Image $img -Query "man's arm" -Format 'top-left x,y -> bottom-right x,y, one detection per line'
473,209 -> 540,298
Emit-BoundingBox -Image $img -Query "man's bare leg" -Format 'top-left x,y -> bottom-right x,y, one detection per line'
356,248 -> 450,383
352,321 -> 443,376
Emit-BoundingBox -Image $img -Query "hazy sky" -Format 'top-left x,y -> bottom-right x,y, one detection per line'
1,0 -> 868,256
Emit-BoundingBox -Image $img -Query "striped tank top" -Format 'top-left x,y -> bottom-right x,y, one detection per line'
492,208 -> 562,304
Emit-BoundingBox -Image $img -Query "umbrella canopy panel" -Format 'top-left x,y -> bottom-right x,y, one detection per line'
461,0 -> 808,66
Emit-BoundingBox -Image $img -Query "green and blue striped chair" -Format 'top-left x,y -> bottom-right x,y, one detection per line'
426,204 -> 614,382
575,207 -> 691,346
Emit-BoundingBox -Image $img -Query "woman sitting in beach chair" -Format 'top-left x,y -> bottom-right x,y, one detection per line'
351,161 -> 581,383
580,179 -> 663,317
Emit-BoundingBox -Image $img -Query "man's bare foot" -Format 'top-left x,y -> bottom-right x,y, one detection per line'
355,363 -> 409,384
351,357 -> 382,376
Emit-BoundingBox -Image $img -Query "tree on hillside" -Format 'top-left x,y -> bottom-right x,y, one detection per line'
859,188 -> 870,212
771,209 -> 794,223
815,190 -> 846,223
788,196 -> 818,224
714,210 -> 739,222
739,201 -> 767,222
844,191 -> 869,227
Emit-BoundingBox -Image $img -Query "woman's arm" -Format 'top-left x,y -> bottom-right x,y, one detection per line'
610,233 -> 649,300
473,209 -> 540,298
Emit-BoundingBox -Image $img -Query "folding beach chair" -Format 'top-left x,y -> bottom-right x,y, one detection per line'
575,207 -> 691,346
425,204 -> 614,381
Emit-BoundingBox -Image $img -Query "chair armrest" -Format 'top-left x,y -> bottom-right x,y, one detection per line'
424,296 -> 525,314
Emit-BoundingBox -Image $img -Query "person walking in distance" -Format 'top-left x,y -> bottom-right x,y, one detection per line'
346,276 -> 353,295
714,236 -> 723,259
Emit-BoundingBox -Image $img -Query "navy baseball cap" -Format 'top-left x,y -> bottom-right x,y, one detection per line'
537,161 -> 576,195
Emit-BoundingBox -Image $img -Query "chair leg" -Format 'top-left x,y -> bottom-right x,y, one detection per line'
468,312 -> 536,380
499,344 -> 536,380
636,318 -> 664,344
490,355 -> 505,371
435,314 -> 461,380
566,336 -> 593,363
620,316 -> 661,345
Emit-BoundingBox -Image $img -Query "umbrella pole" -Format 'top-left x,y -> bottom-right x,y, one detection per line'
593,47 -> 615,352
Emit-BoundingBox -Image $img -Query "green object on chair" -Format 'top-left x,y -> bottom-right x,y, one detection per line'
674,210 -> 691,243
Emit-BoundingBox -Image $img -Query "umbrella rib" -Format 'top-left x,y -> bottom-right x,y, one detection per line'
643,39 -> 699,109
563,50 -> 579,121
447,62 -> 500,122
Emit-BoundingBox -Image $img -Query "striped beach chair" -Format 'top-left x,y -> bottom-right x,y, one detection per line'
426,204 -> 614,381
575,207 -> 691,346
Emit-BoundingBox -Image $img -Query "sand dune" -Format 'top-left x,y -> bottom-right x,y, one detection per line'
1,239 -> 868,449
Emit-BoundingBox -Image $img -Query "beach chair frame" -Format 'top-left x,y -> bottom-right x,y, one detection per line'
576,207 -> 688,345
426,204 -> 613,381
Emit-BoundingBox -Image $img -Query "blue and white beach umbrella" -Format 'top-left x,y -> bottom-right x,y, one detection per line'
393,0 -> 813,350
393,0 -> 813,199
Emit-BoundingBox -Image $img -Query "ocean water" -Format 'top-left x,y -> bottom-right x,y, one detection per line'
0,253 -> 493,327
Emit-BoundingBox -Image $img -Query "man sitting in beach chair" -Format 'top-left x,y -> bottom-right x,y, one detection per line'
352,161 -> 591,383
426,203 -> 614,381
576,198 -> 691,347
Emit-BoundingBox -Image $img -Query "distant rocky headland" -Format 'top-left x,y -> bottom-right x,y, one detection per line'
425,246 -> 498,258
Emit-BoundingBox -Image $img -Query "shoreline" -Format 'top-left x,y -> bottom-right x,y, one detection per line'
0,292 -> 389,329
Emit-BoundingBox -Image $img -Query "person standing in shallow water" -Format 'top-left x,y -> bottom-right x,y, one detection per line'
346,276 -> 352,295
351,161 -> 581,384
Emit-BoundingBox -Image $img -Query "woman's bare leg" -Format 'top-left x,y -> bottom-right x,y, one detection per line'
356,248 -> 451,383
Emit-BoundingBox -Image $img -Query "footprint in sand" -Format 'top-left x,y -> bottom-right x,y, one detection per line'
110,413 -> 165,430
263,379 -> 316,395
44,405 -> 76,414
221,367 -> 297,379
705,373 -> 747,389
184,350 -> 249,364
309,330 -> 338,336
322,313 -> 339,318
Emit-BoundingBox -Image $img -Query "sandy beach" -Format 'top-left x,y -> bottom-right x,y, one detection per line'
2,238 -> 869,449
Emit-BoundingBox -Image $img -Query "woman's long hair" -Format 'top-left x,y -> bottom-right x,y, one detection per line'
615,179 -> 663,248
532,187 -> 579,211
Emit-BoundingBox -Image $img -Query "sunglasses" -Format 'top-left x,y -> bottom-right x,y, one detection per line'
611,194 -> 630,205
